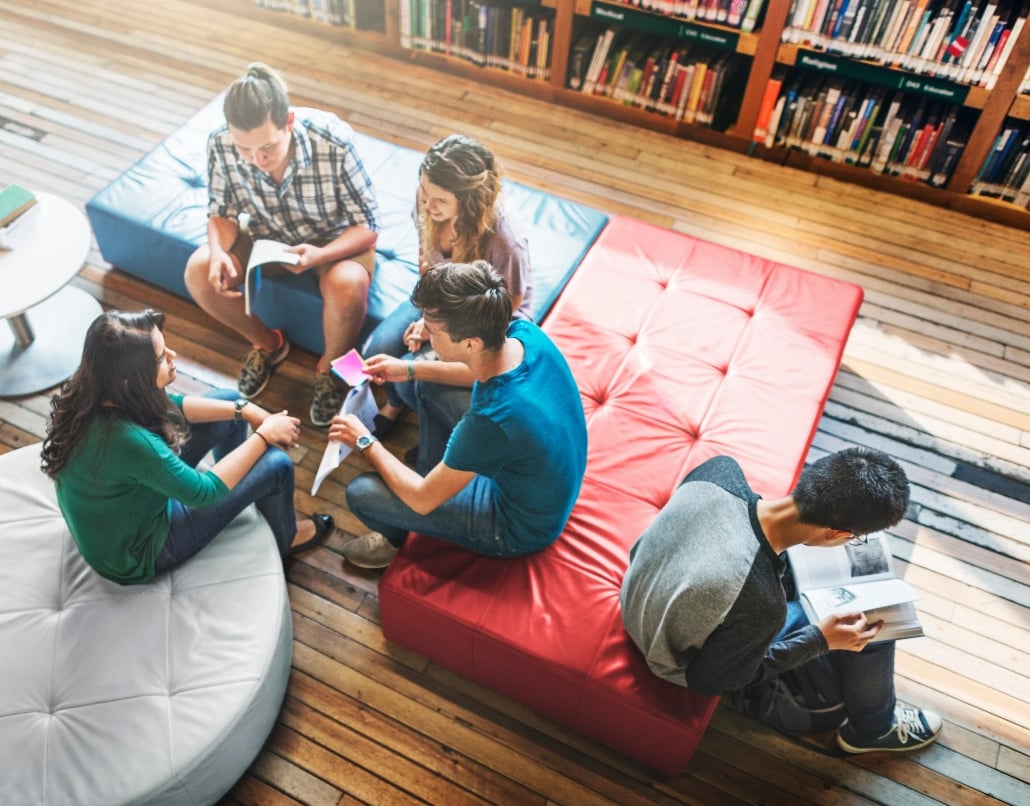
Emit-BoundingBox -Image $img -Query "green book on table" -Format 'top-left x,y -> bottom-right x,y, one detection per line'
0,184 -> 37,229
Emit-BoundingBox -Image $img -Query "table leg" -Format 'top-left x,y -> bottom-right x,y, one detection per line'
7,313 -> 35,348
0,287 -> 102,397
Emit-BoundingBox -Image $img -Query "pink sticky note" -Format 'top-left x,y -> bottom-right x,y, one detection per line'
330,349 -> 371,386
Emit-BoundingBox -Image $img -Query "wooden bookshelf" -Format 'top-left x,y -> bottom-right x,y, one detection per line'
253,0 -> 1030,229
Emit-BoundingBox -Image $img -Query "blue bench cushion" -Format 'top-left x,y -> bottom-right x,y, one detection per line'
86,97 -> 608,355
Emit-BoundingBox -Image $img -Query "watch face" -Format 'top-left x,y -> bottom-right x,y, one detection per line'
357,435 -> 372,451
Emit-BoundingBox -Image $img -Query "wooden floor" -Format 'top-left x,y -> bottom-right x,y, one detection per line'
1,0 -> 1028,803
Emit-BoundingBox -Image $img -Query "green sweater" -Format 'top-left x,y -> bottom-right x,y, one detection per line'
55,394 -> 229,584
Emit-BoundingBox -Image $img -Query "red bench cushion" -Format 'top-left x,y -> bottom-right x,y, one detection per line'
379,215 -> 863,774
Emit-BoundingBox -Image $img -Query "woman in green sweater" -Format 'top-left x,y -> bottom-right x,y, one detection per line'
40,309 -> 333,584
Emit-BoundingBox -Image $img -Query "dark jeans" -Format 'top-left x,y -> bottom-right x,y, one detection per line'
780,601 -> 897,738
153,389 -> 297,574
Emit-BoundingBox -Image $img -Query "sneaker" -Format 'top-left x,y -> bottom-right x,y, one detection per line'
238,330 -> 290,399
837,703 -> 942,754
341,531 -> 398,569
310,371 -> 345,428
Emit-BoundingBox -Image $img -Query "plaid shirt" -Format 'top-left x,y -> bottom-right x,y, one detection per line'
207,107 -> 379,243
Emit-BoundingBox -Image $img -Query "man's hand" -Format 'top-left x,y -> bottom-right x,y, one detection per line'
363,354 -> 409,385
818,612 -> 884,652
208,251 -> 243,297
403,317 -> 428,353
328,413 -> 369,450
284,243 -> 322,273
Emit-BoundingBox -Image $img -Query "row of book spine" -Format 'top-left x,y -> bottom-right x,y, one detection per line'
753,75 -> 969,184
782,0 -> 1028,89
602,0 -> 767,32
969,120 -> 1030,202
400,0 -> 553,79
567,28 -> 744,124
255,0 -> 385,29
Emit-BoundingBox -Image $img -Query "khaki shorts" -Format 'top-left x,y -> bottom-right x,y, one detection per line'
229,233 -> 375,288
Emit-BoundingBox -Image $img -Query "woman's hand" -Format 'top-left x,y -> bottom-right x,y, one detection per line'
403,318 -> 428,353
818,612 -> 883,652
363,354 -> 409,385
255,410 -> 302,449
241,401 -> 271,429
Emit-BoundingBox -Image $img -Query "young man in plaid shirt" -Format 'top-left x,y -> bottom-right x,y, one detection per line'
185,62 -> 379,427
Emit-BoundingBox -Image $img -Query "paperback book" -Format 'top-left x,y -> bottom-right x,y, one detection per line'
244,239 -> 300,316
787,532 -> 923,642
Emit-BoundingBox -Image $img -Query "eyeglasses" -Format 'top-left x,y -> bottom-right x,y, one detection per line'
847,535 -> 869,546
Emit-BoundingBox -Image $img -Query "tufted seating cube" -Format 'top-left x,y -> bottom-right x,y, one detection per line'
0,444 -> 292,805
378,216 -> 865,774
86,96 -> 608,355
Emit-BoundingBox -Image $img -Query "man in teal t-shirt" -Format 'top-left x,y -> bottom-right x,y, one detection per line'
329,260 -> 588,569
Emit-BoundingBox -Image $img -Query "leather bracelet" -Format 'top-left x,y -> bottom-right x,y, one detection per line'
406,360 -> 415,381
254,431 -> 271,447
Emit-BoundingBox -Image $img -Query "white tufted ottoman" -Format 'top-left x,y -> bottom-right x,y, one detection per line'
0,444 -> 292,805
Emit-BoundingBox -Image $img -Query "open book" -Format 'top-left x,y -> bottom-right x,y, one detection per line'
244,239 -> 300,316
787,533 -> 923,642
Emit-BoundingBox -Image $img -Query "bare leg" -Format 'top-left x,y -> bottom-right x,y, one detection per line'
184,244 -> 279,350
316,258 -> 370,373
291,518 -> 316,548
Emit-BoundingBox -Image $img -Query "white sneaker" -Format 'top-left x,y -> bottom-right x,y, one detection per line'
837,703 -> 942,753
341,531 -> 398,569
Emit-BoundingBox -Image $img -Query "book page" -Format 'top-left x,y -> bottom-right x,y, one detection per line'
245,239 -> 299,316
788,532 -> 896,591
801,577 -> 919,619
311,382 -> 378,495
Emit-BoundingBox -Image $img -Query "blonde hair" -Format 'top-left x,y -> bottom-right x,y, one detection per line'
418,134 -> 501,265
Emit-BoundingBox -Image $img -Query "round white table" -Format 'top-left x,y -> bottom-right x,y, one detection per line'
0,191 -> 100,396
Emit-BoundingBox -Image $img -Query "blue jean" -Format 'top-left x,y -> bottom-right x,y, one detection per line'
393,376 -> 471,475
362,299 -> 420,410
153,389 -> 298,574
346,471 -> 528,557
781,600 -> 897,738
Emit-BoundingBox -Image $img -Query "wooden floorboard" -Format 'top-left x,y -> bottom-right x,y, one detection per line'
1,0 -> 1028,803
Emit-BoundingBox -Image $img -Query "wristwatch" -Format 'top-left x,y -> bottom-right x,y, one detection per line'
233,398 -> 248,421
355,434 -> 378,455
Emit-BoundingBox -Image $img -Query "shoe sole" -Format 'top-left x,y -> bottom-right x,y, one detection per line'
309,406 -> 338,429
836,733 -> 939,754
341,554 -> 393,570
239,342 -> 291,400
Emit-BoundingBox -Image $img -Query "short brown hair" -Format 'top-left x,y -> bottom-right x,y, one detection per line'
223,62 -> 290,130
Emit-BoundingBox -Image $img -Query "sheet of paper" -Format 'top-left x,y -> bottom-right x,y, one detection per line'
244,239 -> 299,316
330,348 -> 371,386
310,382 -> 378,495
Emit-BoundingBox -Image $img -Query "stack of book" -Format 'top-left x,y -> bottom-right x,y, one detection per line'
254,0 -> 386,30
969,119 -> 1030,203
757,76 -> 970,185
401,0 -> 554,79
781,0 -> 1028,89
568,28 -> 745,127
601,0 -> 768,32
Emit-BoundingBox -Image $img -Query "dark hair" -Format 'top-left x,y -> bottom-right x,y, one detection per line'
223,62 -> 290,130
792,448 -> 909,536
41,309 -> 186,479
419,134 -> 501,263
411,261 -> 512,351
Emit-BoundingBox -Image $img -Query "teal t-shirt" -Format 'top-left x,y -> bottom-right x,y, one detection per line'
55,394 -> 229,584
443,320 -> 588,553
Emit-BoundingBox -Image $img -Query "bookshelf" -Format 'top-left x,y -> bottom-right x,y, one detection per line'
254,0 -> 1030,229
